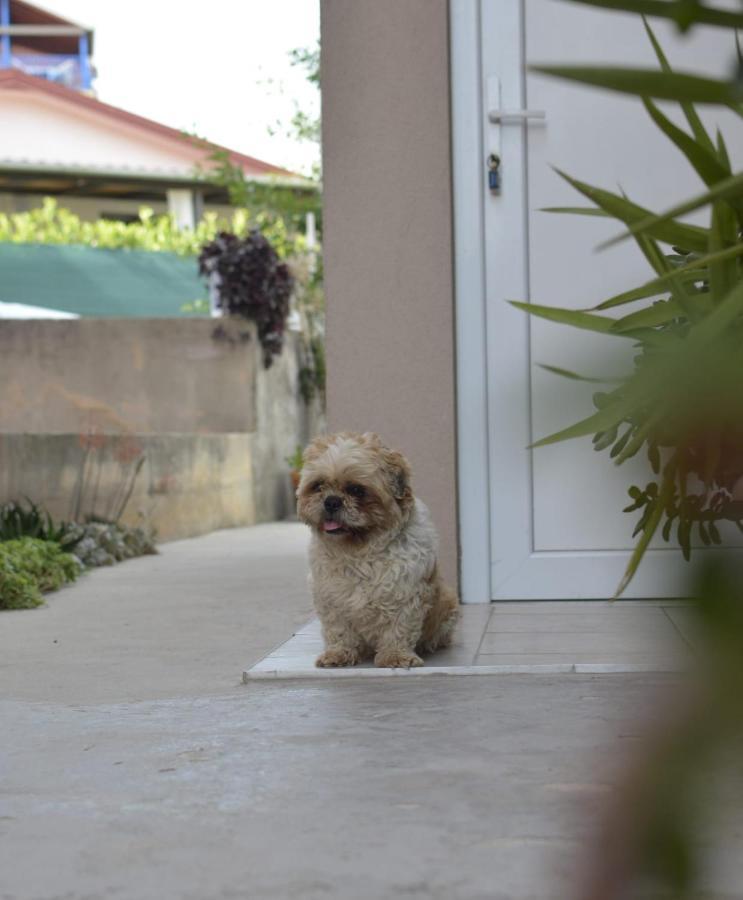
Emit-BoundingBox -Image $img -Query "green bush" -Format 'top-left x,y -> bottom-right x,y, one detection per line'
0,538 -> 80,610
0,197 -> 308,260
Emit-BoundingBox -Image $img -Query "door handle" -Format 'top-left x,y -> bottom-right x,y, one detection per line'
488,109 -> 546,124
486,77 -> 546,194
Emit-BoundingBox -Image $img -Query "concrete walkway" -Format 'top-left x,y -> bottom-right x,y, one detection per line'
0,523 -> 314,705
1,524 -> 739,899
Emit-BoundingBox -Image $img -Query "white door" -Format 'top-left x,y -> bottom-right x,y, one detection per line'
452,0 -> 743,601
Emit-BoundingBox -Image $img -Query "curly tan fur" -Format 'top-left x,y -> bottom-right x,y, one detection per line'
296,432 -> 459,668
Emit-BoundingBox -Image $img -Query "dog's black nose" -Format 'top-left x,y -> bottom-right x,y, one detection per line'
324,495 -> 343,513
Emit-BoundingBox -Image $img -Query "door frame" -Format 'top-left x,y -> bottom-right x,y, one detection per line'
450,0 -> 491,604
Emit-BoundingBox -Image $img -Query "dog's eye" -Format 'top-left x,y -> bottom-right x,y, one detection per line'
311,481 -> 324,493
345,483 -> 366,499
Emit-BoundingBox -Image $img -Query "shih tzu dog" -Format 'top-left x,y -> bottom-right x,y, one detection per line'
296,431 -> 459,668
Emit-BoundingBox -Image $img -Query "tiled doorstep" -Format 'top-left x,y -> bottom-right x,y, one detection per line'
243,601 -> 694,681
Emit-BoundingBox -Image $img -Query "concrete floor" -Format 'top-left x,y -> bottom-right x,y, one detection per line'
1,524 -> 739,899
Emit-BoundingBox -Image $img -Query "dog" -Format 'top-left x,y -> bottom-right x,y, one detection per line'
296,431 -> 459,668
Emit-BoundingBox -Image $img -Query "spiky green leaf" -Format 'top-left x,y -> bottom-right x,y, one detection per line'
555,168 -> 709,252
562,0 -> 743,31
531,65 -> 742,105
600,171 -> 743,250
643,17 -> 715,151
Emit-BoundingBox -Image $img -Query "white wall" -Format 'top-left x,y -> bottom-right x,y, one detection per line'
0,91 -> 197,176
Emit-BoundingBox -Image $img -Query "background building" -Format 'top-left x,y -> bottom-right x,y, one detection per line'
0,0 -> 310,228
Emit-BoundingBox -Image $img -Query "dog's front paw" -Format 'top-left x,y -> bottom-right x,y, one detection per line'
316,647 -> 359,668
374,649 -> 424,669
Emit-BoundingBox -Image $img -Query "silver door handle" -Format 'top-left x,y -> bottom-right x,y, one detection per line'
488,109 -> 546,124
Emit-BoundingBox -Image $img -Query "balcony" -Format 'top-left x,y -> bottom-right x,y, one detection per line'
9,51 -> 89,90
0,0 -> 94,92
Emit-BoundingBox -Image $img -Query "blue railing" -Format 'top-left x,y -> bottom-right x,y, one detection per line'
0,0 -> 93,90
10,53 -> 88,90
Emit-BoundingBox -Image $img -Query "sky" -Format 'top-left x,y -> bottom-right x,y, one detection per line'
38,0 -> 321,176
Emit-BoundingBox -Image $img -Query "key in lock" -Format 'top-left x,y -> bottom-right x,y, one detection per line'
487,153 -> 501,193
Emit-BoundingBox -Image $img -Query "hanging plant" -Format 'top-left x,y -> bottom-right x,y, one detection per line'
198,230 -> 294,367
514,10 -> 743,595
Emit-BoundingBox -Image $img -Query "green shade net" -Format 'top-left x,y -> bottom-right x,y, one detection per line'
0,243 -> 207,317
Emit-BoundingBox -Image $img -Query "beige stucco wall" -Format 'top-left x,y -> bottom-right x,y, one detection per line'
321,0 -> 459,587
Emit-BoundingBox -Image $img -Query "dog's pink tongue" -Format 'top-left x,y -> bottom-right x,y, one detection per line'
323,521 -> 342,532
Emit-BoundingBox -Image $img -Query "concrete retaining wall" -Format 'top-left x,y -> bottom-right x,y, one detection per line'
0,318 -> 325,538
0,433 -> 255,541
0,318 -> 256,434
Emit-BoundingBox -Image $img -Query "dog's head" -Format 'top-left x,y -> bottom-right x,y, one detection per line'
296,432 -> 413,543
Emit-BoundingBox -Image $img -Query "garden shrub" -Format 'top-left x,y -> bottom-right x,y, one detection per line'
0,538 -> 81,610
198,230 -> 294,366
62,521 -> 157,568
0,499 -> 69,544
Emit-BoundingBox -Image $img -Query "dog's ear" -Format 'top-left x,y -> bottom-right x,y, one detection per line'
381,448 -> 413,506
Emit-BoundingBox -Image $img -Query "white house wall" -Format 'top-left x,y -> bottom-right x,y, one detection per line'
1,90 -> 201,177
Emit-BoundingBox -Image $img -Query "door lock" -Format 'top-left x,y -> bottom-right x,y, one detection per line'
487,153 -> 501,193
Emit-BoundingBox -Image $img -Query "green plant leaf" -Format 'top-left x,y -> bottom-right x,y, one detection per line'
592,243 -> 743,310
662,516 -> 674,541
531,65 -> 742,105
555,169 -> 709,252
615,463 -> 676,597
642,17 -> 715,152
562,0 -> 743,31
588,279 -> 675,310
594,425 -> 619,451
609,298 -> 684,331
631,229 -> 704,319
678,518 -> 692,561
716,127 -> 732,169
599,170 -> 743,250
699,521 -> 711,545
613,416 -> 658,465
512,299 -> 676,346
537,364 -> 624,383
530,383 -> 650,448
708,199 -> 738,301
632,503 -> 654,537
687,274 -> 743,345
648,442 -> 661,474
610,427 -> 635,458
509,301 -> 616,334
540,206 -> 611,216
641,98 -> 737,209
